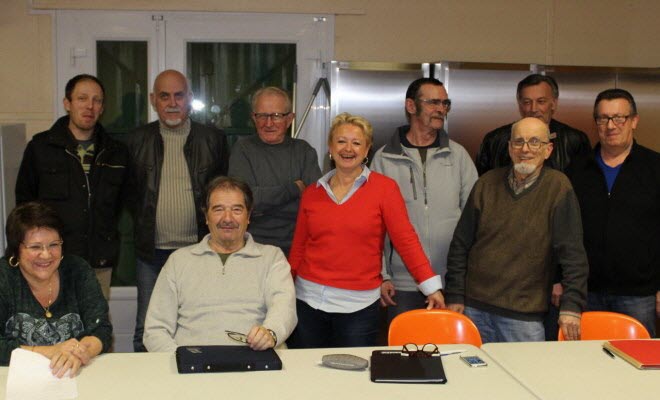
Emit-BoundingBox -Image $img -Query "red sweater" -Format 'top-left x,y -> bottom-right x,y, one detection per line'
288,172 -> 435,290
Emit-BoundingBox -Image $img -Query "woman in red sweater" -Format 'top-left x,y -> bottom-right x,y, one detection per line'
287,113 -> 444,348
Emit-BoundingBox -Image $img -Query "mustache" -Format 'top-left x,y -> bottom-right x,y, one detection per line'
165,107 -> 181,113
215,222 -> 239,229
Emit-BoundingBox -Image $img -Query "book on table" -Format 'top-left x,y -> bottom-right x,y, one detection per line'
370,350 -> 447,384
603,340 -> 660,369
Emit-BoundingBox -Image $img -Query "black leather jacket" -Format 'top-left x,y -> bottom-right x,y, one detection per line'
126,120 -> 228,262
15,116 -> 129,269
476,119 -> 591,175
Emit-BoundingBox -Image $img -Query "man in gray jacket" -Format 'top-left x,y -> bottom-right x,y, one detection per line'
372,78 -> 477,324
228,87 -> 321,256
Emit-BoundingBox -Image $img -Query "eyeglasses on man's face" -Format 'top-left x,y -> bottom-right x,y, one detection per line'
417,98 -> 452,112
253,112 -> 291,123
402,343 -> 440,357
509,137 -> 550,151
21,240 -> 64,255
595,114 -> 631,126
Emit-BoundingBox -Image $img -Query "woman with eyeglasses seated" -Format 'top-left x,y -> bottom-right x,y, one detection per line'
287,113 -> 445,348
0,202 -> 112,377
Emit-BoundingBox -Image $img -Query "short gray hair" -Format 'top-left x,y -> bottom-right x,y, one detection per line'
251,87 -> 292,113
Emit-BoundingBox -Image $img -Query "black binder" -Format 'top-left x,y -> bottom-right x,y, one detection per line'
370,350 -> 447,384
175,345 -> 282,374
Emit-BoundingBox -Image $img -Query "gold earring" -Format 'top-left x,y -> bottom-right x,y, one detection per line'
329,153 -> 332,160
8,256 -> 19,268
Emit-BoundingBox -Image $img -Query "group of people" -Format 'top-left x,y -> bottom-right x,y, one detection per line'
1,69 -> 658,378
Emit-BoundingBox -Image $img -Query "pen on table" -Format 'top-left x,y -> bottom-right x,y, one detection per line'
440,350 -> 466,357
602,347 -> 616,359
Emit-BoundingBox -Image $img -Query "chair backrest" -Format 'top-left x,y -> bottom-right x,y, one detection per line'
557,311 -> 651,341
388,309 -> 483,347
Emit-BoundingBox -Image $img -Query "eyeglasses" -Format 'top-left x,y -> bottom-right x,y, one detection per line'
21,240 -> 64,255
595,115 -> 631,126
225,330 -> 248,344
402,343 -> 440,357
253,112 -> 291,122
509,138 -> 550,151
418,98 -> 452,111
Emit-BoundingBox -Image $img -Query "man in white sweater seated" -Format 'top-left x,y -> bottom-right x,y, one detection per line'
144,176 -> 297,352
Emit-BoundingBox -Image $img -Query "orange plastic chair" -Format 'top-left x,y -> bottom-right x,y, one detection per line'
557,311 -> 651,341
388,309 -> 483,347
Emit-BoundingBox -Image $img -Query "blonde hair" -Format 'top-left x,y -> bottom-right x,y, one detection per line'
328,113 -> 373,146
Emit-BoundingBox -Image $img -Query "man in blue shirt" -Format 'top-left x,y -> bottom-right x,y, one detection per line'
568,88 -> 660,337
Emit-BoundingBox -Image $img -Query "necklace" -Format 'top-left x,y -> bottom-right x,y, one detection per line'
28,275 -> 55,318
43,280 -> 53,318
34,279 -> 54,319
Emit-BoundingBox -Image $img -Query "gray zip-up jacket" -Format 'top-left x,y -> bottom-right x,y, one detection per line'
371,126 -> 477,290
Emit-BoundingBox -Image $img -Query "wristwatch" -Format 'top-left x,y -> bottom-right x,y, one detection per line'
266,329 -> 278,346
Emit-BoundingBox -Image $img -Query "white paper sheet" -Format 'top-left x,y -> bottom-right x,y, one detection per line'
6,348 -> 78,400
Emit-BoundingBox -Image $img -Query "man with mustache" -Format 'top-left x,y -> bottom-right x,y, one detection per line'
444,117 -> 588,343
476,73 -> 591,340
16,74 -> 129,300
126,69 -> 228,352
372,78 -> 477,326
143,176 -> 296,352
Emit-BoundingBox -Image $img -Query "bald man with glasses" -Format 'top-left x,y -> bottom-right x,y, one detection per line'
444,117 -> 588,343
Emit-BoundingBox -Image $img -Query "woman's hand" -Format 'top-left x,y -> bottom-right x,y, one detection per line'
425,291 -> 446,309
47,339 -> 89,378
380,281 -> 397,307
78,336 -> 103,364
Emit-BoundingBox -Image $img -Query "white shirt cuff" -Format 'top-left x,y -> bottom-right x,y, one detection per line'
417,275 -> 443,296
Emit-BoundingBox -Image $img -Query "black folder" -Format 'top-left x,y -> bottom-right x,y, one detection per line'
175,345 -> 282,374
370,350 -> 447,384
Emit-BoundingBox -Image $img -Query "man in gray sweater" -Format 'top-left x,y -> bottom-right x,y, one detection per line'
228,87 -> 321,256
144,176 -> 297,352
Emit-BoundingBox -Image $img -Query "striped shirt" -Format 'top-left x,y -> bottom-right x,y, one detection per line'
155,119 -> 198,249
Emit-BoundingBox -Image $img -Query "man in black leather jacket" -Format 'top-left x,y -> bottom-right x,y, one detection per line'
126,70 -> 228,351
475,74 -> 591,341
16,74 -> 129,300
476,74 -> 591,176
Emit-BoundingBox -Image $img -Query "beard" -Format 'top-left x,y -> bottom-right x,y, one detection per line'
164,118 -> 183,127
513,162 -> 538,176
156,105 -> 188,127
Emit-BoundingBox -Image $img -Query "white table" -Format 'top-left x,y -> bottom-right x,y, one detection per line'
483,340 -> 660,399
1,345 -> 538,400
